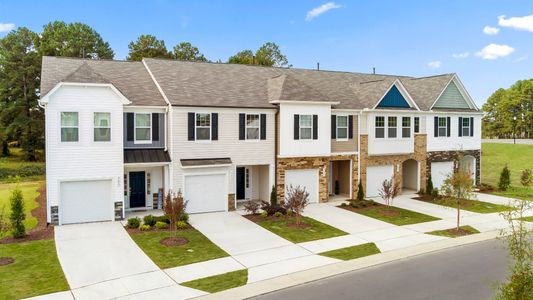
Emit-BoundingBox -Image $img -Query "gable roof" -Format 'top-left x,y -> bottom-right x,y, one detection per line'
399,74 -> 455,110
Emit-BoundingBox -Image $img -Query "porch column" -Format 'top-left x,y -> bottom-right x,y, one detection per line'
163,165 -> 170,195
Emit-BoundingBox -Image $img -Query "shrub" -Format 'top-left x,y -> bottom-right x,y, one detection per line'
260,200 -> 286,216
520,169 -> 532,187
357,181 -> 364,201
286,209 -> 293,216
155,221 -> 168,229
163,190 -> 188,236
176,221 -> 188,229
9,187 -> 25,238
139,224 -> 151,231
283,185 -> 310,225
143,215 -> 156,227
270,185 -> 277,206
352,203 -> 359,209
273,211 -> 283,217
0,164 -> 45,180
340,202 -> 347,207
127,217 -> 141,229
498,165 -> 511,191
361,202 -> 367,207
379,178 -> 400,206
179,213 -> 189,222
431,188 -> 439,198
243,200 -> 261,215
369,200 -> 376,206
260,210 -> 268,217
156,215 -> 170,224
426,175 -> 434,195
334,180 -> 340,195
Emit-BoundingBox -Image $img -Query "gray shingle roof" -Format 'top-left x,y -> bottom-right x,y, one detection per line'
41,56 -> 167,106
400,74 -> 455,110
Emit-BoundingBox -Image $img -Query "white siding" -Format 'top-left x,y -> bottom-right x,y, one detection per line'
279,102 -> 331,157
45,85 -> 124,223
426,114 -> 482,152
365,111 -> 416,155
172,107 -> 275,194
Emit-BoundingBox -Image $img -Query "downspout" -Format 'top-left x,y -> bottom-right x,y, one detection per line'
357,110 -> 362,188
274,105 -> 279,196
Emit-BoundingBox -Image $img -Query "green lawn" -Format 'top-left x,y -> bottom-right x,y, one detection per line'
0,181 -> 42,238
426,225 -> 480,238
0,239 -> 69,299
129,229 -> 229,269
181,269 -> 248,293
342,203 -> 440,225
519,216 -> 533,222
482,143 -> 533,201
429,197 -> 513,214
0,148 -> 45,183
319,243 -> 381,260
252,216 -> 347,243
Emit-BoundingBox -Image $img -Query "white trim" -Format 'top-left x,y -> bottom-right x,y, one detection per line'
40,82 -> 131,105
194,112 -> 212,141
182,170 -> 230,212
269,100 -> 340,105
363,108 -> 484,115
93,112 -> 111,142
299,114 -> 313,140
429,75 -> 479,111
331,151 -> 358,155
372,79 -> 420,111
134,113 -> 152,144
335,115 -> 349,141
60,111 -> 79,143
124,162 -> 171,167
180,163 -> 232,169
245,113 -> 261,141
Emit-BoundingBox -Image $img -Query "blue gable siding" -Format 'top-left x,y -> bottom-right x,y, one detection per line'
377,85 -> 410,108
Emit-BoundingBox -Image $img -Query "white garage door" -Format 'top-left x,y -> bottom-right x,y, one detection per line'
366,165 -> 394,198
285,169 -> 319,203
185,174 -> 227,214
431,161 -> 454,189
60,180 -> 113,225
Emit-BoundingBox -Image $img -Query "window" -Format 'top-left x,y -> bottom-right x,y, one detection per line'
438,117 -> 447,137
388,116 -> 397,138
61,112 -> 79,142
375,116 -> 385,138
196,113 -> 211,140
402,117 -> 411,138
135,113 -> 151,142
414,117 -> 420,133
299,115 -> 312,140
462,118 -> 471,137
94,112 -> 111,142
337,115 -> 348,140
245,168 -> 250,188
246,114 -> 260,140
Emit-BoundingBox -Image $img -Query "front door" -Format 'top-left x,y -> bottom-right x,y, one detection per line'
129,171 -> 146,208
236,167 -> 245,200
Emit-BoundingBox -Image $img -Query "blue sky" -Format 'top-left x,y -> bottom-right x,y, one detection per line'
1,0 -> 532,106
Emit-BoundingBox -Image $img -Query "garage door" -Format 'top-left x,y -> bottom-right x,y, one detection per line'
431,161 -> 454,189
285,169 -> 319,203
366,165 -> 394,198
185,174 -> 227,214
60,180 -> 113,225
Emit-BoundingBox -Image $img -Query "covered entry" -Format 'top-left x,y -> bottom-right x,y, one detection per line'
402,159 -> 419,192
329,160 -> 351,198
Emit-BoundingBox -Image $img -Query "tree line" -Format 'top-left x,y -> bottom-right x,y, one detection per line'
482,79 -> 533,139
0,21 -> 289,161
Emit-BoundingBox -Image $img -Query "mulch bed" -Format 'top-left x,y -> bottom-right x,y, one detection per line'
0,257 -> 15,266
337,201 -> 386,213
0,184 -> 54,244
159,236 -> 189,247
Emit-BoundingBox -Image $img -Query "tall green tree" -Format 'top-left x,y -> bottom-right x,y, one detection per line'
172,42 -> 207,61
39,21 -> 114,59
0,27 -> 43,161
228,42 -> 289,67
127,34 -> 171,61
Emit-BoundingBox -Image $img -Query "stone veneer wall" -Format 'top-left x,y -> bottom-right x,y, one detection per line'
228,193 -> 236,211
277,154 -> 358,203
360,134 -> 428,195
426,150 -> 481,186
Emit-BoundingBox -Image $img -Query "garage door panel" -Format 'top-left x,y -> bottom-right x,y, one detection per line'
366,165 -> 394,198
285,169 -> 319,203
431,162 -> 454,189
185,174 -> 226,214
61,180 -> 112,225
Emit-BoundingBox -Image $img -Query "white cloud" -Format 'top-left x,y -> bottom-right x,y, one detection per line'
0,23 -> 15,32
483,26 -> 500,35
452,52 -> 470,58
513,55 -> 528,63
428,61 -> 441,68
306,2 -> 342,21
498,15 -> 533,32
475,43 -> 515,60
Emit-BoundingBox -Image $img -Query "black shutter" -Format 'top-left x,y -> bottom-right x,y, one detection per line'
152,113 -> 159,141
470,117 -> 474,137
434,116 -> 438,137
211,113 -> 218,140
239,113 -> 245,140
126,113 -> 134,141
331,115 -> 336,139
313,115 -> 318,140
260,114 -> 266,140
294,114 -> 299,140
446,116 -> 451,137
188,112 -> 195,141
458,117 -> 463,137
348,115 -> 354,139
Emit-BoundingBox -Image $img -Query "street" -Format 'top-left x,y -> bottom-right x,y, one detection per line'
252,239 -> 510,300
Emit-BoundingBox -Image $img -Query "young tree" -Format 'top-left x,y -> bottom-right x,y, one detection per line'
162,190 -> 187,237
496,199 -> 533,299
284,185 -> 309,226
270,185 -> 277,206
378,178 -> 400,206
498,165 -> 511,191
172,42 -> 207,61
9,187 -> 25,238
441,169 -> 475,231
357,181 -> 364,201
520,168 -> 532,187
426,174 -> 434,195
127,34 -> 171,61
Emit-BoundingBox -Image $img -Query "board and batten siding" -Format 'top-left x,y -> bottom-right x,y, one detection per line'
171,107 -> 276,194
44,85 -> 124,223
331,114 -> 358,153
433,81 -> 470,109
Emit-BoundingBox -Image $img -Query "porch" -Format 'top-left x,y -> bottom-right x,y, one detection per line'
329,160 -> 352,199
235,164 -> 273,207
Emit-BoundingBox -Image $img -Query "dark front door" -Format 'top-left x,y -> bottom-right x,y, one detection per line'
129,171 -> 146,208
236,167 -> 245,200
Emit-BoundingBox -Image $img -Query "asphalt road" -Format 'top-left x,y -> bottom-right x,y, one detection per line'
252,239 -> 510,300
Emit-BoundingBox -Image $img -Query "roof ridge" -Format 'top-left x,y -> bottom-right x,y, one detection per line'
62,62 -> 110,83
410,73 -> 455,80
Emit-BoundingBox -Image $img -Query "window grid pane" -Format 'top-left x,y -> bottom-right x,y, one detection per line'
246,114 -> 260,140
414,117 -> 420,133
136,114 -> 150,127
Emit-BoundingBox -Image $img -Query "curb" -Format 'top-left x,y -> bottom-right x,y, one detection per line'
195,230 -> 501,300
